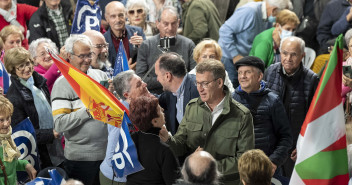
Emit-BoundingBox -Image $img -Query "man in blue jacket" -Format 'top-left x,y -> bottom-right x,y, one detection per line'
232,56 -> 292,177
156,52 -> 199,135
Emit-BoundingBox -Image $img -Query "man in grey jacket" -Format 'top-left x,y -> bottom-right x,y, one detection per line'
136,6 -> 196,95
51,35 -> 109,185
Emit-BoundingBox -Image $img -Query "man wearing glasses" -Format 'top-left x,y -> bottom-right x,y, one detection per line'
160,59 -> 254,185
84,30 -> 114,78
51,35 -> 110,185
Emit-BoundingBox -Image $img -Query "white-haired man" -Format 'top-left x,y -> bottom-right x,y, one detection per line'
51,35 -> 109,185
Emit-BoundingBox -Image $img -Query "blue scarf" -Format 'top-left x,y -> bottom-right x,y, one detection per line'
21,76 -> 53,129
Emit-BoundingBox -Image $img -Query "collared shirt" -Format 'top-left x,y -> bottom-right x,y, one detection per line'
47,6 -> 68,48
261,1 -> 267,21
205,96 -> 226,125
173,76 -> 186,123
111,30 -> 130,59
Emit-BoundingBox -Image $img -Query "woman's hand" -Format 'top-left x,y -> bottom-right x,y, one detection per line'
25,163 -> 37,180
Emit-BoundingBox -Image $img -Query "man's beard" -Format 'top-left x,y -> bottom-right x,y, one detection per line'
95,52 -> 111,69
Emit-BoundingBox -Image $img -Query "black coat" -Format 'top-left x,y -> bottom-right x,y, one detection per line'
7,71 -> 54,168
232,83 -> 292,166
127,127 -> 180,185
28,0 -> 73,48
158,74 -> 199,135
264,63 -> 319,146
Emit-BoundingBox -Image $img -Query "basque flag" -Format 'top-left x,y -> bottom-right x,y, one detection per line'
112,112 -> 143,177
113,40 -> 129,76
71,0 -> 101,34
12,118 -> 40,183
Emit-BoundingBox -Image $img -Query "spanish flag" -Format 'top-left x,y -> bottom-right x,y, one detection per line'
47,49 -> 128,128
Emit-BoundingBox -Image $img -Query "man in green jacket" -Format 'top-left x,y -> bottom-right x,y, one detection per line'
160,59 -> 254,185
181,0 -> 222,44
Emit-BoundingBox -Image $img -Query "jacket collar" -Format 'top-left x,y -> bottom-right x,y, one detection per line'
197,85 -> 232,115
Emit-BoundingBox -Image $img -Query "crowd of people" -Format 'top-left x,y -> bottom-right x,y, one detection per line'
0,0 -> 351,184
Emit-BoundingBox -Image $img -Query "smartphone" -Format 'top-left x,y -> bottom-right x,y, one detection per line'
100,80 -> 109,89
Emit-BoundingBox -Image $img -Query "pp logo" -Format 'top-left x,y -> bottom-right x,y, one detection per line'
76,5 -> 101,31
112,128 -> 134,170
11,130 -> 38,166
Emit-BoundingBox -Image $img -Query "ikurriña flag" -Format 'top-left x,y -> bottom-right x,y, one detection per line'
71,0 -> 102,34
47,48 -> 128,128
289,34 -> 349,184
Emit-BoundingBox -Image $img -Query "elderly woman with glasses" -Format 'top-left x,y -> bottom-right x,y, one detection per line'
4,47 -> 60,170
29,38 -> 61,93
190,39 -> 234,93
126,0 -> 158,39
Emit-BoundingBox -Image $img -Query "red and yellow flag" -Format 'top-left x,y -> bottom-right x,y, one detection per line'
47,49 -> 128,128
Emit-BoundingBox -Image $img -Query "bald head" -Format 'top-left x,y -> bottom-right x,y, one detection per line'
83,30 -> 110,69
105,1 -> 126,33
181,151 -> 220,185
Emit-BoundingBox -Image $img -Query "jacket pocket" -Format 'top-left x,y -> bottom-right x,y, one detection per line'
212,129 -> 238,158
185,122 -> 205,149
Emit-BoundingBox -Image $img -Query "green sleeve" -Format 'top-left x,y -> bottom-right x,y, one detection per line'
250,41 -> 272,67
217,112 -> 254,177
184,5 -> 208,44
16,159 -> 29,171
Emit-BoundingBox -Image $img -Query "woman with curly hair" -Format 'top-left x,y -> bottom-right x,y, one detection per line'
127,95 -> 179,185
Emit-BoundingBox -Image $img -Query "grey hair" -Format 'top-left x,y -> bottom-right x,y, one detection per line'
64,35 -> 93,54
280,36 -> 305,54
345,29 -> 352,47
126,0 -> 149,14
113,70 -> 136,100
265,0 -> 293,10
28,38 -> 58,58
157,5 -> 179,22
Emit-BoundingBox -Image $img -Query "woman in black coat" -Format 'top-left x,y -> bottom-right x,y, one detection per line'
128,95 -> 180,185
4,47 -> 59,170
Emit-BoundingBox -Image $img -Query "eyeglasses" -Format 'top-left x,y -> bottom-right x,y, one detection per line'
93,43 -> 109,49
16,61 -> 32,71
72,52 -> 95,60
194,78 -> 218,89
128,9 -> 144,15
36,51 -> 49,58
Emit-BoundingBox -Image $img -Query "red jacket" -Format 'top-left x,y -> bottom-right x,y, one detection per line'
0,3 -> 37,49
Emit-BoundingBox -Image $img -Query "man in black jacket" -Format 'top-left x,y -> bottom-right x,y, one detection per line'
264,36 -> 319,177
28,0 -> 73,48
233,56 -> 292,177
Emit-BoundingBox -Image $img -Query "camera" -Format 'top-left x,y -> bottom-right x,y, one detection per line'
159,37 -> 176,51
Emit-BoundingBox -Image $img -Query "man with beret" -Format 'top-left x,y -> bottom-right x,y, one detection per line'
232,56 -> 292,177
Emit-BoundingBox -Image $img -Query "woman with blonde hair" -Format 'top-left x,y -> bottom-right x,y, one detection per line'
191,39 -> 234,93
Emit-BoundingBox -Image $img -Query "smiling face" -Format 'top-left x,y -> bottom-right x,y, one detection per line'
69,42 -> 92,73
238,66 -> 263,93
0,114 -> 11,134
34,43 -> 54,70
15,59 -> 34,80
280,39 -> 304,75
127,75 -> 149,100
105,2 -> 126,33
127,5 -> 146,27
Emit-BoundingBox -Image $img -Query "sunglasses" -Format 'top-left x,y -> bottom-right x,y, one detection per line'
128,9 -> 144,15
